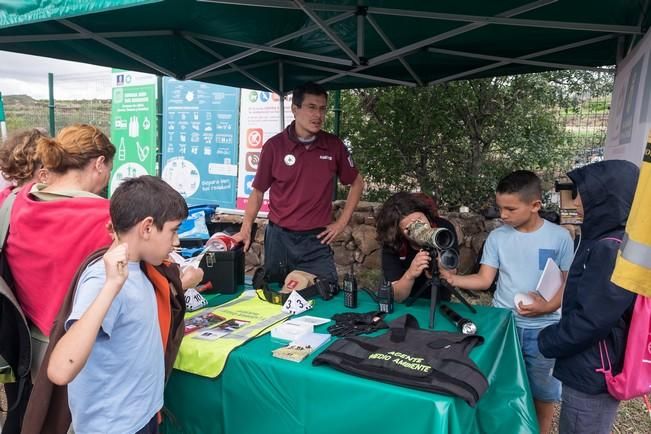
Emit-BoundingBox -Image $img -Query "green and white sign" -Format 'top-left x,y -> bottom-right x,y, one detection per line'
109,69 -> 158,195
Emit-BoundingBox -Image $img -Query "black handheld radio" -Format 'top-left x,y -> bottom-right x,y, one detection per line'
343,265 -> 358,309
377,280 -> 394,314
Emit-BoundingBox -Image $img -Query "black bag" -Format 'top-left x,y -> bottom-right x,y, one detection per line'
313,314 -> 488,406
199,248 -> 245,294
0,189 -> 33,433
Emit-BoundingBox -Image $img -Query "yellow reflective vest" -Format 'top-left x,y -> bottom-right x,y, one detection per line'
611,137 -> 651,296
174,290 -> 291,377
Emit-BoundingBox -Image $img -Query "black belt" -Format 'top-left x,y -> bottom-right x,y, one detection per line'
269,221 -> 325,235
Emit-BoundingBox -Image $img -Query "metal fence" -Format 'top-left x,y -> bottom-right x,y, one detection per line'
3,69 -> 614,182
3,94 -> 49,133
52,71 -> 112,134
556,70 -> 614,172
2,71 -> 112,136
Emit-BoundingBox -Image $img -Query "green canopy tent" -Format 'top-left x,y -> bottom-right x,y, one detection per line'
0,0 -> 648,94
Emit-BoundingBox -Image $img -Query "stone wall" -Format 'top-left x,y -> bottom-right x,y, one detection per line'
212,201 -> 504,286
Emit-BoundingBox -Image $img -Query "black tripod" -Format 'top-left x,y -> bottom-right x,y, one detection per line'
406,272 -> 476,328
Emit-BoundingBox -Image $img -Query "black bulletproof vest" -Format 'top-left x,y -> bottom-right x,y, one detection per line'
313,314 -> 488,406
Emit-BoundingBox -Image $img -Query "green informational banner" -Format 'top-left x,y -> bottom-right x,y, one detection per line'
109,69 -> 158,196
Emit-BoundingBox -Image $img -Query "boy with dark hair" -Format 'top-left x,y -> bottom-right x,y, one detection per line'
47,175 -> 189,434
440,170 -> 574,434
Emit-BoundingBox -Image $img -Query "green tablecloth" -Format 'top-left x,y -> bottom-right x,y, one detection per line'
162,291 -> 538,434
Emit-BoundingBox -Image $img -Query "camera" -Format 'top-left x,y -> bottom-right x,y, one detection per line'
406,221 -> 459,271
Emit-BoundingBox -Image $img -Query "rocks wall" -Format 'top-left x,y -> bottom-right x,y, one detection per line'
213,201 -> 506,286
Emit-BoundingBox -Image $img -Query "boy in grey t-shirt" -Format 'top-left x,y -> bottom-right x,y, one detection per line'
440,170 -> 573,434
47,176 -> 193,434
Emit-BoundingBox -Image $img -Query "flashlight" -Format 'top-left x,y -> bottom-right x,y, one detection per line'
440,304 -> 477,335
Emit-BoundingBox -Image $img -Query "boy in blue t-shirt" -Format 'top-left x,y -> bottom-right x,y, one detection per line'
440,170 -> 574,434
47,176 -> 192,434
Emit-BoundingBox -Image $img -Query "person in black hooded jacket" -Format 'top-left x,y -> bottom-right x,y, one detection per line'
538,159 -> 639,434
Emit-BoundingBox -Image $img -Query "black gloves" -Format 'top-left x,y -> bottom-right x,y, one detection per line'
328,311 -> 388,337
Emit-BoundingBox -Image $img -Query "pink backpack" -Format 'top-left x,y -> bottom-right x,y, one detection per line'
596,237 -> 651,400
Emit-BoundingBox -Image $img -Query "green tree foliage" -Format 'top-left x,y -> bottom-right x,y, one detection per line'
337,71 -> 612,210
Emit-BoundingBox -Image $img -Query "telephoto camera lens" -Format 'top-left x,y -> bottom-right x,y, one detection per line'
439,249 -> 459,270
407,221 -> 455,250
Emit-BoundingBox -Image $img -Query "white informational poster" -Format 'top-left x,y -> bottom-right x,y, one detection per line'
605,30 -> 651,164
236,89 -> 294,211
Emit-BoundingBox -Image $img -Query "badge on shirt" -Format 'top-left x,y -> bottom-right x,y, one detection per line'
284,154 -> 296,166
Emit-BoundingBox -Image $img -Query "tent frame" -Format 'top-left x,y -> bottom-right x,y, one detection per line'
0,0 -> 646,92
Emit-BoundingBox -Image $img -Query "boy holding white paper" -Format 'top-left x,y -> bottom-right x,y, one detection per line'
439,170 -> 574,434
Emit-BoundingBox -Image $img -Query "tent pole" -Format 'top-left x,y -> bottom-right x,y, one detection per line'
48,73 -> 55,136
279,60 -> 285,129
333,90 -> 341,137
0,92 -> 7,141
616,36 -> 625,65
356,6 -> 366,59
156,75 -> 163,177
332,89 -> 341,201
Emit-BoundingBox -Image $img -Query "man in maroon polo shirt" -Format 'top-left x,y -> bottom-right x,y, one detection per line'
234,82 -> 364,283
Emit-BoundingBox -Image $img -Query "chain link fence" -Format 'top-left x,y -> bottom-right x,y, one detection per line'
52,71 -> 112,134
3,70 -> 613,175
558,72 -> 613,170
2,94 -> 49,133
2,71 -> 112,137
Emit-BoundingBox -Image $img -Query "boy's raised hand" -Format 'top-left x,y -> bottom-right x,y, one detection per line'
181,266 -> 204,290
438,263 -> 455,286
104,243 -> 129,291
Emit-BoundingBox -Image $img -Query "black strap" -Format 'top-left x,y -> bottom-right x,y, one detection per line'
389,314 -> 421,343
0,187 -> 20,252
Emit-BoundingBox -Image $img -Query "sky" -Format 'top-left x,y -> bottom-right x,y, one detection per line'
0,50 -> 111,100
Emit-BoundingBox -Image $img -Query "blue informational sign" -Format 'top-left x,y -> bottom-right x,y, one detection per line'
161,78 -> 240,208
